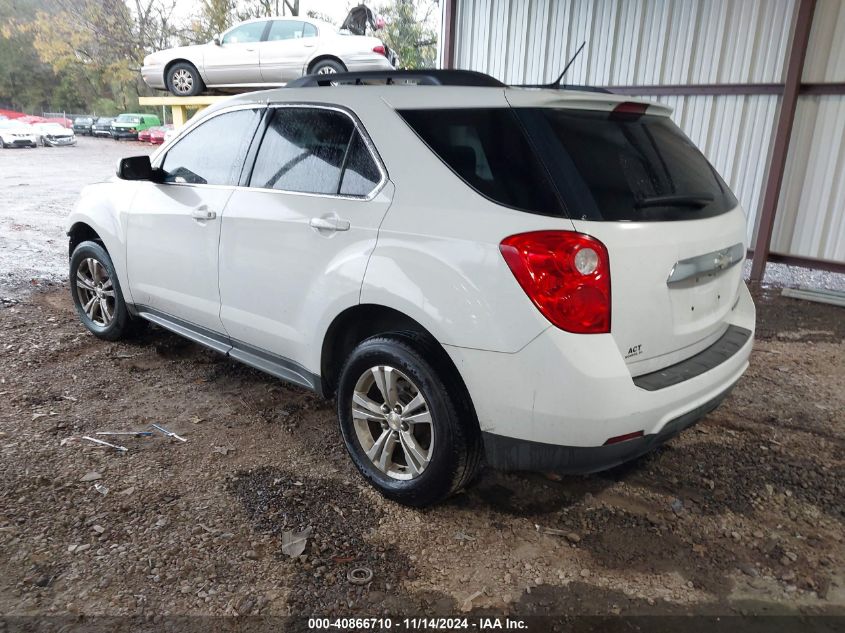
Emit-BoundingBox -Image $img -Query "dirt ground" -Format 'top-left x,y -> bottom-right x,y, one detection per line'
0,136 -> 843,624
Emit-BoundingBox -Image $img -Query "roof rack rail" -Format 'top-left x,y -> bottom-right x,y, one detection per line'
287,69 -> 506,88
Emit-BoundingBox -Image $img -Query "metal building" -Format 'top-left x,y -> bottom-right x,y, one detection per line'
438,0 -> 845,278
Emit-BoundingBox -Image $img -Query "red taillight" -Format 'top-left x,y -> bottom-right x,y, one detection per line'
500,231 -> 611,334
610,101 -> 649,120
372,45 -> 386,56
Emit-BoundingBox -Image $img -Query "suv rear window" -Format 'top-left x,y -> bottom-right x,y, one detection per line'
399,107 -> 737,221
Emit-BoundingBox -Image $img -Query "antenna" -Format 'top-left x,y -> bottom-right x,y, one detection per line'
549,41 -> 586,87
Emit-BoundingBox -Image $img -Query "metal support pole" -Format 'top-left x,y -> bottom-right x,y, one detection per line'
750,0 -> 817,283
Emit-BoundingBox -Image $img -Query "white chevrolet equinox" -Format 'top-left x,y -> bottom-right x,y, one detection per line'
66,70 -> 755,506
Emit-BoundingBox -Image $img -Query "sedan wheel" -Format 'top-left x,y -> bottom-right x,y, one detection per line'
171,68 -> 194,95
75,257 -> 116,327
166,62 -> 204,97
352,365 -> 434,480
316,66 -> 338,75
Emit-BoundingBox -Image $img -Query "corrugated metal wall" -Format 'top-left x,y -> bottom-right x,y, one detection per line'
453,0 -> 794,85
446,0 -> 845,264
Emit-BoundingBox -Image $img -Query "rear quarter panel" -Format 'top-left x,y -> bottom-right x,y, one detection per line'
354,90 -> 568,353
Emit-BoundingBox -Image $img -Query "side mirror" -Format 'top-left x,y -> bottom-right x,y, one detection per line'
116,155 -> 161,181
213,34 -> 221,45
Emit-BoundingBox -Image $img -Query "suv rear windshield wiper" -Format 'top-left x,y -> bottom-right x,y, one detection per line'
634,193 -> 715,209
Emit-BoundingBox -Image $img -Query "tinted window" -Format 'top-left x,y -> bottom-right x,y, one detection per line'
267,20 -> 312,41
250,108 -> 354,195
398,108 -> 563,216
222,21 -> 266,44
515,108 -> 737,221
161,109 -> 260,186
339,131 -> 381,196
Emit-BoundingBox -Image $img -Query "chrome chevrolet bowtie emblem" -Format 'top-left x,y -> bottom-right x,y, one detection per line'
714,250 -> 731,270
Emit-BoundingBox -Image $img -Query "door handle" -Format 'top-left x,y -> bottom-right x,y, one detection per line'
310,216 -> 350,232
303,42 -> 315,48
191,206 -> 217,221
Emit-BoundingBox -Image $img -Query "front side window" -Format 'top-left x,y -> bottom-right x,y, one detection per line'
266,20 -> 312,41
222,21 -> 266,44
250,107 -> 379,196
160,108 -> 261,186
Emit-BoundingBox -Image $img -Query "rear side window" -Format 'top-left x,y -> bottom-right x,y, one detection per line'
516,108 -> 737,221
339,132 -> 381,196
250,107 -> 381,197
161,108 -> 261,186
398,109 -> 563,216
267,20 -> 309,41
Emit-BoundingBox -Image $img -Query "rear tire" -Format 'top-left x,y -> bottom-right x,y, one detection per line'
70,241 -> 144,341
337,334 -> 482,507
166,62 -> 204,96
309,59 -> 346,76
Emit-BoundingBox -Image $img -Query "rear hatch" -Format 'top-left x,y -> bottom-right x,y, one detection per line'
509,97 -> 746,375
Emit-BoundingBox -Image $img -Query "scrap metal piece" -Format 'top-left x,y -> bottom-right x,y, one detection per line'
347,567 -> 373,585
150,424 -> 187,442
95,431 -> 154,437
82,436 -> 128,452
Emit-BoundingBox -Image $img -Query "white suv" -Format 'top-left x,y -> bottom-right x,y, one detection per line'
66,70 -> 755,506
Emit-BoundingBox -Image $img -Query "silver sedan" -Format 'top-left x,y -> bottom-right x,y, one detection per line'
141,17 -> 395,96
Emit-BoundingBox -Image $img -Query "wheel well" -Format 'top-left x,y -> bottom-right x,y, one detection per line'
307,55 -> 347,74
320,305 -> 475,415
68,223 -> 103,257
164,58 -> 199,84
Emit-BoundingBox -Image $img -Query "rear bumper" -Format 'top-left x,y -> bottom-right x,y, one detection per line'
482,384 -> 733,473
345,56 -> 395,72
445,282 -> 755,473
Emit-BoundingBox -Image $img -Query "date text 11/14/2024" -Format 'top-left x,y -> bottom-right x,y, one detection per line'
307,617 -> 529,630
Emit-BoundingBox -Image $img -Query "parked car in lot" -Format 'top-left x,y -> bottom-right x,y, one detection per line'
148,124 -> 173,145
73,117 -> 94,135
92,117 -> 116,137
141,16 -> 393,96
0,122 -> 39,148
33,122 -> 77,147
111,113 -> 162,140
66,70 -> 755,506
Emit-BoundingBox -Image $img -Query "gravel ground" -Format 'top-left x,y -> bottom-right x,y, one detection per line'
0,136 -> 153,298
0,136 -> 843,623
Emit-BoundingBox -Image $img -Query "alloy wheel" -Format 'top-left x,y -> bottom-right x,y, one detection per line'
75,258 -> 116,327
172,68 -> 194,94
317,66 -> 338,75
352,365 -> 435,480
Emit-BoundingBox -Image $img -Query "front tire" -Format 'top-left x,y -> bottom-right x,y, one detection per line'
70,241 -> 141,341
166,62 -> 204,96
337,334 -> 482,507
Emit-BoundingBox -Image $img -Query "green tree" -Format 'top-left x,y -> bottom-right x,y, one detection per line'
375,0 -> 437,69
